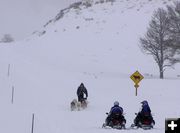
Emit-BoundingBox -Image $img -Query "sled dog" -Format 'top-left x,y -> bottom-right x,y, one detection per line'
81,99 -> 88,109
70,99 -> 88,111
77,101 -> 81,111
70,99 -> 78,111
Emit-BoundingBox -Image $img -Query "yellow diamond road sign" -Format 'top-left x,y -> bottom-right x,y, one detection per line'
130,71 -> 144,84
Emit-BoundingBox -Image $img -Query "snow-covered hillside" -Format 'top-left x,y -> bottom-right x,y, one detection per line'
0,0 -> 180,133
0,0 -> 76,40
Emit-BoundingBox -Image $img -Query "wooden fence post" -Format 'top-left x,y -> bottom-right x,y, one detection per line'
11,86 -> 14,104
31,113 -> 35,133
7,64 -> 10,77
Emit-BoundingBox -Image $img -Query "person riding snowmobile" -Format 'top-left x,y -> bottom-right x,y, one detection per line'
76,83 -> 88,103
134,100 -> 155,127
105,101 -> 126,127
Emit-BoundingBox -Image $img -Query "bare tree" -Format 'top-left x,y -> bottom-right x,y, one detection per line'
167,2 -> 180,61
140,8 -> 176,79
1,34 -> 14,43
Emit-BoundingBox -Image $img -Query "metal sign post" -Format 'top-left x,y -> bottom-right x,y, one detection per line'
134,84 -> 139,96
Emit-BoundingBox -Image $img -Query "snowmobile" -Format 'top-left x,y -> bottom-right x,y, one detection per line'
102,113 -> 126,130
131,113 -> 155,130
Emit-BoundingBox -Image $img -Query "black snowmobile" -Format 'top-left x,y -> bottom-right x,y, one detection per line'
102,113 -> 126,130
131,113 -> 155,130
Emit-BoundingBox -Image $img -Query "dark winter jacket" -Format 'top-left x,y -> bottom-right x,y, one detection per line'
109,105 -> 123,115
141,104 -> 151,115
76,83 -> 88,98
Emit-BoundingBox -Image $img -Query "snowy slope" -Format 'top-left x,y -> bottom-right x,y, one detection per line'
0,0 -> 180,133
0,0 -> 76,40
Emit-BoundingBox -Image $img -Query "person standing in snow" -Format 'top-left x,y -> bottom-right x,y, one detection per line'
76,83 -> 88,103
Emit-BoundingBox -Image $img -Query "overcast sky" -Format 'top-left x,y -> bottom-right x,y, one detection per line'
0,0 -> 79,41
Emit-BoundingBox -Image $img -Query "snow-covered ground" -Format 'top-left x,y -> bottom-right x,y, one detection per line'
0,0 -> 180,133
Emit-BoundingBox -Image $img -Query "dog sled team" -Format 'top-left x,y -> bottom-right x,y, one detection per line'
71,83 -> 88,111
71,83 -> 155,130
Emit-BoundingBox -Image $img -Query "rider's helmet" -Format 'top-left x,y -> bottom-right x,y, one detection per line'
114,101 -> 119,106
141,100 -> 148,106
